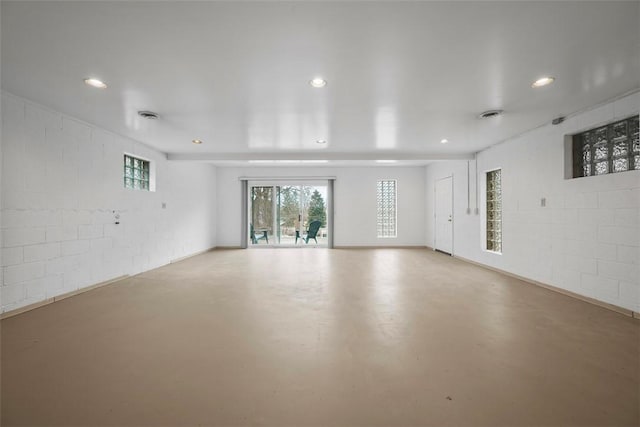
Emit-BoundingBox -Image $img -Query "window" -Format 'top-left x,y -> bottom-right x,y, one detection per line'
124,154 -> 150,190
486,169 -> 502,253
377,180 -> 397,238
572,115 -> 639,178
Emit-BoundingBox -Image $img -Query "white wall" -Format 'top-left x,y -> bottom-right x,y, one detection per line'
425,92 -> 640,312
0,93 -> 217,313
166,162 -> 217,260
216,166 -> 426,247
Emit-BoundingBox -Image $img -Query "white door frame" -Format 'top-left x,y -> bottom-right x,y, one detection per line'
434,175 -> 454,255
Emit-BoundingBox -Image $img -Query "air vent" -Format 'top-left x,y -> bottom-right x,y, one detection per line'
478,109 -> 503,119
138,110 -> 159,120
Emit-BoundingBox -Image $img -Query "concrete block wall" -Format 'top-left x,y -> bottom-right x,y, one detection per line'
425,92 -> 639,312
1,92 -> 217,313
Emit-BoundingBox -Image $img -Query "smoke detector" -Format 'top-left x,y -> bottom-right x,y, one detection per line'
137,110 -> 159,120
478,109 -> 504,119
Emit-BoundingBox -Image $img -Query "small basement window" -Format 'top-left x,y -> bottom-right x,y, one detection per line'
124,154 -> 151,190
572,115 -> 639,178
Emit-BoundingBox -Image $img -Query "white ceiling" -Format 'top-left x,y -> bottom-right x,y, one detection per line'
2,1 -> 639,165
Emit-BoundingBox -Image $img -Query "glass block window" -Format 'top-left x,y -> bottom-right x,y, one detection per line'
124,154 -> 150,190
573,115 -> 639,178
377,180 -> 397,238
486,169 -> 502,253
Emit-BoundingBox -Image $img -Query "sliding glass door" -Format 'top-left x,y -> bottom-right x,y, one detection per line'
249,182 -> 329,247
250,186 -> 275,244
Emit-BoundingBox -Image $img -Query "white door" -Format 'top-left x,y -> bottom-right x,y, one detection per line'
435,176 -> 453,255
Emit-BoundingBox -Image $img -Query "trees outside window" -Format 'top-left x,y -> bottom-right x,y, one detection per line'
308,189 -> 327,227
279,186 -> 300,229
251,186 -> 273,230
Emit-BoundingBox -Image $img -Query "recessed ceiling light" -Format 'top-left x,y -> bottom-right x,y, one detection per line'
316,139 -> 327,144
440,139 -> 449,144
83,78 -> 107,89
532,76 -> 555,88
309,78 -> 327,88
376,160 -> 397,163
192,139 -> 203,145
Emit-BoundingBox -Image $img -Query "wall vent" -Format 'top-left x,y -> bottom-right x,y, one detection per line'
137,110 -> 159,120
478,109 -> 503,119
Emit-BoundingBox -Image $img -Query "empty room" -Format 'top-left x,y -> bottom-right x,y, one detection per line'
1,1 -> 639,426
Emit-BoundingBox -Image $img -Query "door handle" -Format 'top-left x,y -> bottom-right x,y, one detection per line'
448,217 -> 452,222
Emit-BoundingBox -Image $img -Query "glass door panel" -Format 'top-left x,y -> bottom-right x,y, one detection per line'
250,186 -> 274,244
278,185 -> 301,245
302,185 -> 328,245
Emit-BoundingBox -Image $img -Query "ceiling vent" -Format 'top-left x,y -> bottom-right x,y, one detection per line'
478,109 -> 503,119
138,110 -> 159,120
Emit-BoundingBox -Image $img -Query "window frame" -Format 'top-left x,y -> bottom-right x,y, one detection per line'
572,115 -> 639,178
376,179 -> 398,239
123,154 -> 152,191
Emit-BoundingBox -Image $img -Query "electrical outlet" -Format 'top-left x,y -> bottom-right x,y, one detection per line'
541,197 -> 546,207
162,202 -> 167,209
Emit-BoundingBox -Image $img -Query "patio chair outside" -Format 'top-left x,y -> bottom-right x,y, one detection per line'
299,220 -> 322,244
250,224 -> 268,244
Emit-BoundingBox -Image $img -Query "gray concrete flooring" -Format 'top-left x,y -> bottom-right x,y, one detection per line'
1,248 -> 638,426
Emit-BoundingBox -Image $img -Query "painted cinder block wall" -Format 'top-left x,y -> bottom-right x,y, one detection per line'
0,93 -> 217,313
425,92 -> 640,312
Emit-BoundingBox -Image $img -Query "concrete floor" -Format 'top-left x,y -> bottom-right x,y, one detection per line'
1,248 -> 638,426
